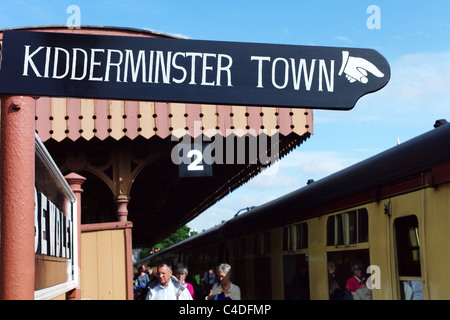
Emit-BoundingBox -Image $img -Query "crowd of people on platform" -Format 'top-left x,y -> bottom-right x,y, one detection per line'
133,262 -> 240,300
134,258 -> 421,300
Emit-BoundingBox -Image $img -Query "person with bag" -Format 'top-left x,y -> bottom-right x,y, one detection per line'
205,263 -> 241,300
345,261 -> 372,300
134,265 -> 151,300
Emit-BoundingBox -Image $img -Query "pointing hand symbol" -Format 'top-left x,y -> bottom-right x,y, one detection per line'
338,51 -> 384,84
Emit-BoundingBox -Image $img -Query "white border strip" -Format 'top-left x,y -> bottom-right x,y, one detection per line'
34,133 -> 79,300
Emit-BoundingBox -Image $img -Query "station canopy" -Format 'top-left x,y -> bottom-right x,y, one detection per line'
0,26 -> 313,247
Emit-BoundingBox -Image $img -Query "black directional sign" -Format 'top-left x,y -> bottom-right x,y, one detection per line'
0,30 -> 390,110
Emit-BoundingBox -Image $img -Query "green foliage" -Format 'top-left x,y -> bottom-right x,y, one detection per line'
139,225 -> 193,260
139,247 -> 152,259
157,225 -> 191,248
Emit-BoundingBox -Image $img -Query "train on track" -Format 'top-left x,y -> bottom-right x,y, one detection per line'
136,120 -> 450,300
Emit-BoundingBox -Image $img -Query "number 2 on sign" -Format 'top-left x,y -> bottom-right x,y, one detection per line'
187,149 -> 204,171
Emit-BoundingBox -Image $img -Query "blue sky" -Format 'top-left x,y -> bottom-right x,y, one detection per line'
2,1 -> 450,232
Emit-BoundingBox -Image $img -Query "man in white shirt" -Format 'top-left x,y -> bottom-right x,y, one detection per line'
146,263 -> 193,300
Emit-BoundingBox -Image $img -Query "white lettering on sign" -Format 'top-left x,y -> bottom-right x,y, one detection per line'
34,189 -> 72,259
23,46 -> 45,77
251,55 -> 335,92
34,188 -> 39,253
21,45 -> 337,92
186,149 -> 204,171
22,46 -> 234,87
38,192 -> 48,255
48,201 -> 56,256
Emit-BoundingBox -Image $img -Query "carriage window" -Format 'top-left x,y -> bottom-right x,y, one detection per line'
408,227 -> 420,262
348,211 -> 357,244
394,215 -> 423,300
233,238 -> 246,258
283,222 -> 308,251
254,231 -> 271,255
327,209 -> 369,247
297,223 -> 308,250
358,210 -> 369,242
283,254 -> 310,300
395,215 -> 421,277
327,217 -> 335,246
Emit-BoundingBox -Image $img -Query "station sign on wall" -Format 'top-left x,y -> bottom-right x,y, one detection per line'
0,30 -> 390,110
35,134 -> 78,300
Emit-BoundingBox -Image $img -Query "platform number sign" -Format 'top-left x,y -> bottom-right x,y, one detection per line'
176,143 -> 213,178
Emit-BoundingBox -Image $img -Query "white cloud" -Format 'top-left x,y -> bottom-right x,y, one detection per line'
245,168 -> 300,190
360,50 -> 450,117
315,49 -> 450,128
335,36 -> 353,43
188,190 -> 278,232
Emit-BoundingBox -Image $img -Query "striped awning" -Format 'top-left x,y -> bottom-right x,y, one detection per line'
0,26 -> 313,142
34,97 -> 313,142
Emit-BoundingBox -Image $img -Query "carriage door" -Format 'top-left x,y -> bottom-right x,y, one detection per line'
394,215 -> 423,300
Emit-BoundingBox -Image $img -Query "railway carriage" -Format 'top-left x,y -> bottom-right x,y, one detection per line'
137,121 -> 450,300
